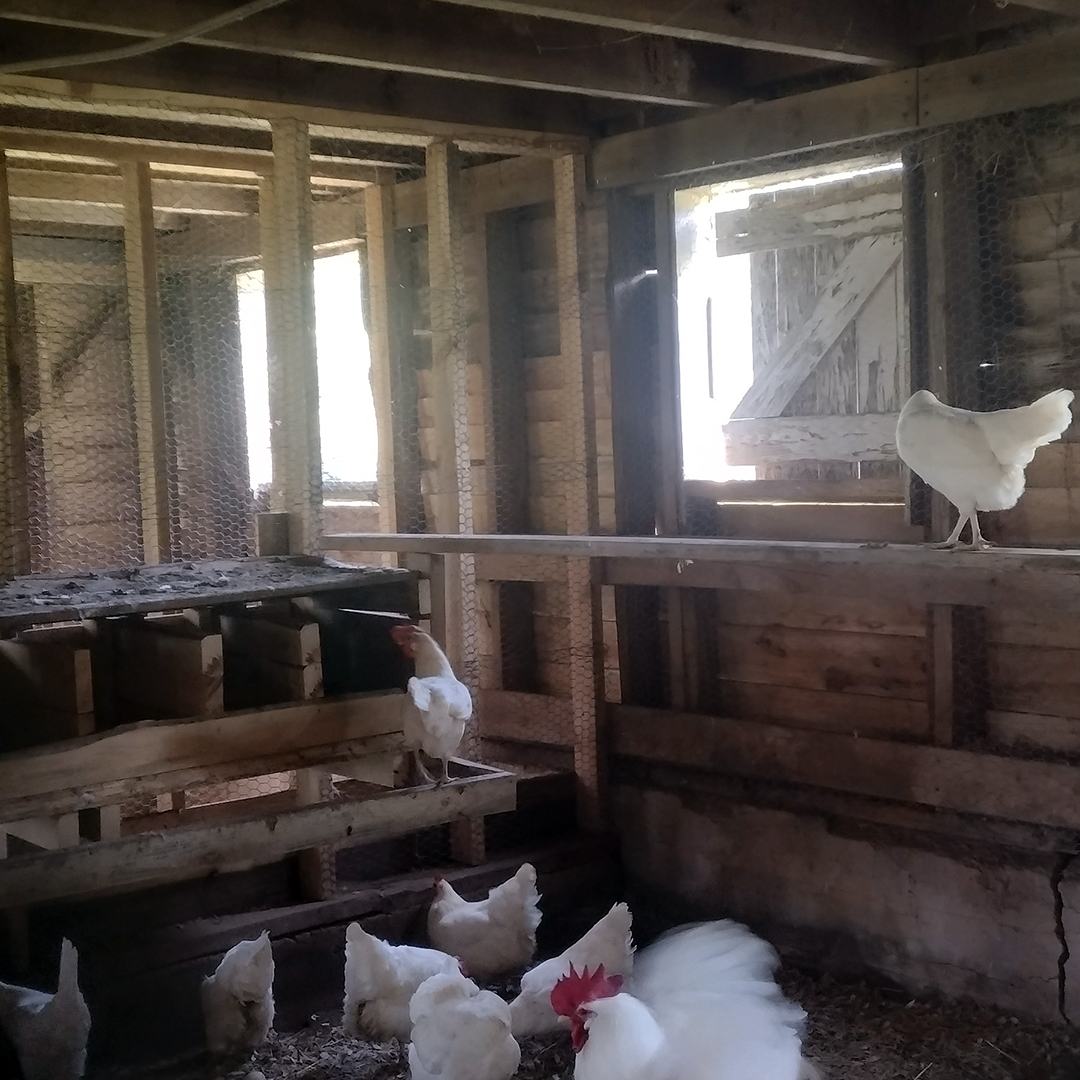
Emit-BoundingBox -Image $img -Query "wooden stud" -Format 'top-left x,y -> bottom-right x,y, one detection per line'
122,161 -> 171,565
363,183 -> 400,541
260,119 -> 321,555
426,143 -> 483,861
0,151 -> 30,577
555,155 -> 603,831
929,604 -> 955,747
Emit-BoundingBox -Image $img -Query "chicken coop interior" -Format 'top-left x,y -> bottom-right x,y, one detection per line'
2,2 -> 1080,1078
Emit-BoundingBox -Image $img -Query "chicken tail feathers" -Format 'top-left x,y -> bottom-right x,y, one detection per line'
57,939 -> 80,997
977,388 -> 1074,467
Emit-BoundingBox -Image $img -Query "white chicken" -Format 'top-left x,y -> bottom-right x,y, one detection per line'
390,623 -> 473,786
407,971 -> 521,1080
342,921 -> 462,1041
428,863 -> 542,980
550,920 -> 817,1080
0,938 -> 90,1080
508,901 -> 634,1038
896,388 -> 1074,549
200,931 -> 275,1056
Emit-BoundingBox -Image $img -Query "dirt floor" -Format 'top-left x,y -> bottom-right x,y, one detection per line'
119,967 -> 1080,1080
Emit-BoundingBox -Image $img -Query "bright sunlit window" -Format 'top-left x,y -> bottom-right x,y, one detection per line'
675,159 -> 903,484
236,249 -> 378,493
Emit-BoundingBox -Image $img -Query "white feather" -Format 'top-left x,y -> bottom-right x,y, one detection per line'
0,938 -> 90,1080
342,922 -> 460,1041
572,921 -> 808,1080
896,388 -> 1074,515
200,931 -> 275,1055
428,863 -> 542,980
509,902 -> 634,1037
407,972 -> 520,1080
401,632 -> 473,767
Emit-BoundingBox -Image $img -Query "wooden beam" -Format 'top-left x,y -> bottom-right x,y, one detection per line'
722,413 -> 899,466
363,184 -> 400,538
591,26 -> 1080,188
0,767 -> 517,906
318,532 -> 1080,611
715,176 -> 902,257
0,151 -> 28,576
730,234 -> 902,419
0,0 -> 737,108
610,705 -> 1080,830
261,120 -> 321,554
0,692 -> 405,823
122,161 -> 171,564
684,477 -> 906,504
425,0 -> 911,66
0,30 -> 592,155
7,168 -> 256,215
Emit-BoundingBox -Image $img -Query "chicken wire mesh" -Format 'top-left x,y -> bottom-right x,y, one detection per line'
1,77 -> 1079,897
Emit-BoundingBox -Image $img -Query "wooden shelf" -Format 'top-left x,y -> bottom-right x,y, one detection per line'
0,555 -> 410,633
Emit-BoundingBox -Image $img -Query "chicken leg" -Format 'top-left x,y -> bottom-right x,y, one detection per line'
434,757 -> 451,788
405,749 -> 437,787
932,507 -> 993,551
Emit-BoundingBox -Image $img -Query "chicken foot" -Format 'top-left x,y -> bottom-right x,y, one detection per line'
931,507 -> 993,551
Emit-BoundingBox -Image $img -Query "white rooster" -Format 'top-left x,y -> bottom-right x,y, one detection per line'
390,623 -> 473,786
509,901 -> 634,1038
342,922 -> 462,1041
407,971 -> 521,1080
550,920 -> 819,1080
428,863 -> 542,980
0,938 -> 90,1080
200,931 -> 275,1056
896,388 -> 1074,549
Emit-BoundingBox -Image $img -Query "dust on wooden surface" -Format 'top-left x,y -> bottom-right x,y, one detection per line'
0,556 -> 407,631
102,967 -> 1080,1080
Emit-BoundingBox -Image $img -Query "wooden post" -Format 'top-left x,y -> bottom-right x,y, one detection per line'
426,141 -> 483,863
260,119 -> 321,556
653,189 -> 691,712
929,603 -> 955,747
0,151 -> 29,578
122,162 -> 171,565
261,122 -> 331,890
555,154 -> 603,832
363,183 -> 400,544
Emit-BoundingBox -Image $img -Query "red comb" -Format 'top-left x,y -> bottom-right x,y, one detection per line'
390,623 -> 419,644
550,964 -> 623,1018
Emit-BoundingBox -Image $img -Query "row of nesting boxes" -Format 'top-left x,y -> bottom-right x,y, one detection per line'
0,558 -> 517,910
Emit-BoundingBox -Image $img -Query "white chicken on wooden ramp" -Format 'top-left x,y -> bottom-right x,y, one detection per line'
0,938 -> 90,1080
407,971 -> 520,1080
200,931 -> 275,1057
551,920 -> 818,1080
390,623 -> 473,786
896,388 -> 1074,549
428,863 -> 542,980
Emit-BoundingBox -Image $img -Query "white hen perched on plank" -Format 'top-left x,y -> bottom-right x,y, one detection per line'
343,922 -> 462,1042
407,972 -> 520,1080
390,623 -> 473,786
200,931 -> 275,1057
551,920 -> 817,1080
509,901 -> 634,1038
428,863 -> 542,980
0,938 -> 90,1080
896,388 -> 1074,549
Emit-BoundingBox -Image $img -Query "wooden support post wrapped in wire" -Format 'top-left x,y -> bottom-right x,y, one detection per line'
554,154 -> 604,832
122,161 -> 171,566
426,141 -> 483,864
